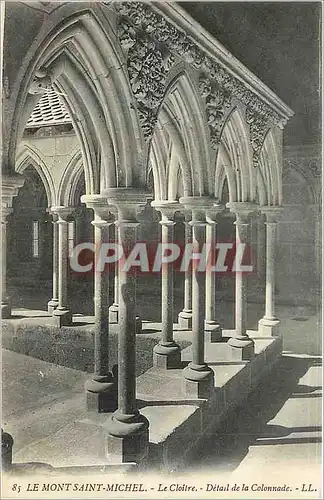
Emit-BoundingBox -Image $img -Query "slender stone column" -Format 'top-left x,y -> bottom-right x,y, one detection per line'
178,211 -> 193,329
1,174 -> 25,318
81,195 -> 117,412
1,208 -> 13,319
48,213 -> 59,314
179,197 -> 215,398
151,201 -> 181,369
205,204 -> 225,342
52,206 -> 73,327
109,223 -> 119,324
256,212 -> 266,290
104,188 -> 149,463
258,206 -> 283,337
227,202 -> 256,360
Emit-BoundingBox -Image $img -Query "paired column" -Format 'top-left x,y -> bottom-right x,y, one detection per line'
227,202 -> 256,360
1,208 -> 13,319
81,195 -> 117,412
104,188 -> 149,464
109,223 -> 119,324
178,211 -> 193,329
258,206 -> 283,337
47,213 -> 59,314
1,173 -> 25,318
152,201 -> 181,369
179,197 -> 215,399
51,206 -> 73,327
205,204 -> 225,342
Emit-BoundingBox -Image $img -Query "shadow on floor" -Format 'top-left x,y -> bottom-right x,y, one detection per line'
182,355 -> 322,472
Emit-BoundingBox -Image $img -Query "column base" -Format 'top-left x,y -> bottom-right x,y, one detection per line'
153,341 -> 181,369
105,411 -> 149,463
1,302 -> 11,319
258,317 -> 280,337
227,336 -> 255,361
47,299 -> 59,315
204,321 -> 222,342
109,304 -> 119,324
52,307 -> 72,327
178,309 -> 192,329
85,375 -> 118,413
182,363 -> 215,398
1,429 -> 14,470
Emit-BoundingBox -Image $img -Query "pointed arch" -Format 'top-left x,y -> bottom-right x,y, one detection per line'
214,142 -> 237,202
218,107 -> 255,202
58,149 -> 84,207
15,143 -> 55,207
8,6 -> 145,193
149,69 -> 210,200
259,128 -> 282,206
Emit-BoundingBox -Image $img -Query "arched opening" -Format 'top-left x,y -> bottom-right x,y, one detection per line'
7,164 -> 52,309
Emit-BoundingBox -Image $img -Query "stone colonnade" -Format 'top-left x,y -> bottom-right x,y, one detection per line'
1,185 -> 282,462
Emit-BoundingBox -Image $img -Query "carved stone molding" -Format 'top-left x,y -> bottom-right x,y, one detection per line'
309,158 -> 321,178
112,1 -> 287,141
198,75 -> 232,148
28,69 -> 52,95
246,108 -> 270,167
117,19 -> 175,139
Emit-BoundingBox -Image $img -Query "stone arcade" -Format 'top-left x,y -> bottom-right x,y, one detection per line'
1,2 -> 320,471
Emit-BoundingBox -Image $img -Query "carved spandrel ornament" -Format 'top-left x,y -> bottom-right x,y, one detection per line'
113,1 -> 286,143
118,18 -> 175,139
309,159 -> 321,178
198,75 -> 232,148
246,108 -> 270,167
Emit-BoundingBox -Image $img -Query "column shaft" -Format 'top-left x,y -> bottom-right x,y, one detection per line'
104,188 -> 149,464
178,214 -> 192,328
81,195 -> 117,413
235,219 -> 248,336
48,217 -> 59,314
179,197 -> 215,399
191,221 -> 206,366
264,222 -> 276,320
52,207 -> 73,327
93,222 -> 110,374
109,224 -> 119,323
1,215 -> 11,318
226,202 -> 256,360
258,207 -> 282,337
152,202 -> 181,369
58,219 -> 69,309
117,220 -> 138,415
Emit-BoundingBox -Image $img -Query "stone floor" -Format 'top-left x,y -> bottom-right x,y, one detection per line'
2,286 -> 322,495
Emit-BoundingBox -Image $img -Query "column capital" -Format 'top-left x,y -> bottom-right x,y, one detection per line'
1,207 -> 13,223
206,203 -> 225,224
103,188 -> 150,222
2,173 -> 24,208
226,202 -> 257,223
179,196 -> 215,223
50,206 -> 75,222
81,194 -> 114,222
260,205 -> 284,223
151,200 -> 181,223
